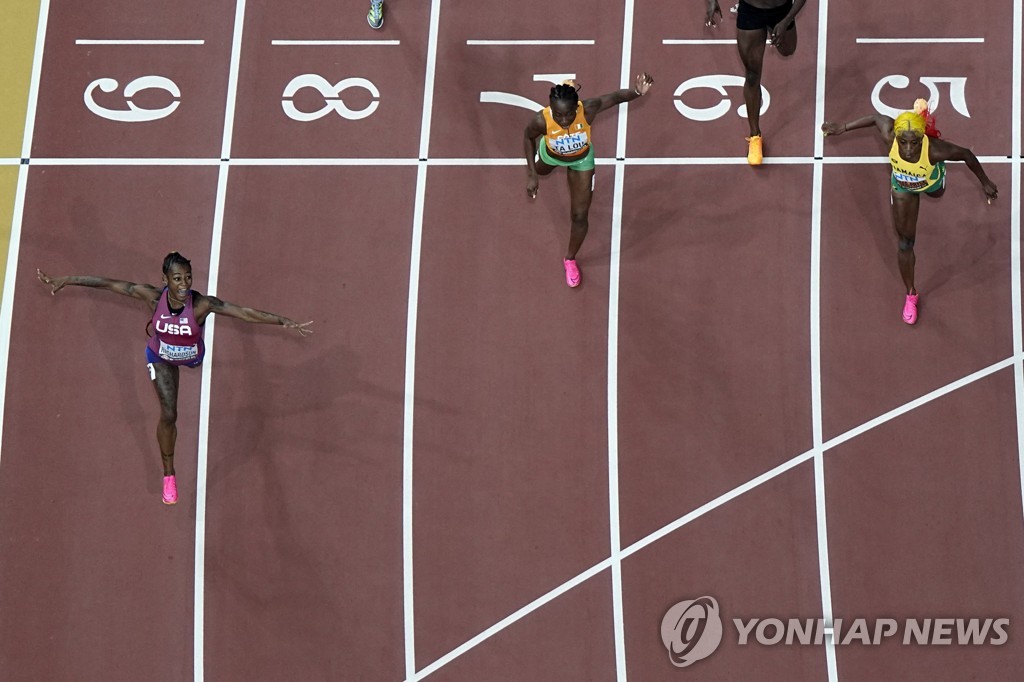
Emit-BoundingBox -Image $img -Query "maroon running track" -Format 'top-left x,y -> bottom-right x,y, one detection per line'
2,0 -> 1024,680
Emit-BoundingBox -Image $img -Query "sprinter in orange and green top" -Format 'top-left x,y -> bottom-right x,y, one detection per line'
524,73 -> 653,288
821,100 -> 998,325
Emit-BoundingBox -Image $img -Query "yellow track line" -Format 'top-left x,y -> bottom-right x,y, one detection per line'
0,0 -> 42,297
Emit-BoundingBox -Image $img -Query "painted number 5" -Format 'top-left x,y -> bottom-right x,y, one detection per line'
871,75 -> 970,119
673,75 -> 770,121
84,76 -> 181,122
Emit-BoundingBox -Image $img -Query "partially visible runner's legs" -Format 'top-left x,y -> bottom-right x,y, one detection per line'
367,0 -> 384,29
736,27 -> 768,164
152,362 -> 180,504
891,189 -> 921,324
563,168 -> 595,287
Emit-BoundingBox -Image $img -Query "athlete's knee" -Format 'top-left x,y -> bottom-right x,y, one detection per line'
898,235 -> 915,252
159,406 -> 178,425
570,210 -> 590,227
744,67 -> 762,86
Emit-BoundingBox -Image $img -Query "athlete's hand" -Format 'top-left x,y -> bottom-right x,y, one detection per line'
633,73 -> 654,96
526,174 -> 539,200
284,320 -> 314,337
37,269 -> 67,294
820,121 -> 846,137
983,180 -> 998,204
705,0 -> 722,27
769,18 -> 793,46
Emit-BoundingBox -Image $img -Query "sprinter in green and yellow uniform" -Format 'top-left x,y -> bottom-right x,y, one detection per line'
821,101 -> 998,325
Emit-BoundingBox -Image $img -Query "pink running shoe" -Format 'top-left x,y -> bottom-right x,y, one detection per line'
563,258 -> 581,288
162,475 -> 178,505
902,292 -> 919,325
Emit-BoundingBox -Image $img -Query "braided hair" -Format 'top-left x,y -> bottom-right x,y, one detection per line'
549,81 -> 580,108
162,251 -> 191,275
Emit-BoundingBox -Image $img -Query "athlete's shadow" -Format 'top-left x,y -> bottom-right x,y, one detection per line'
205,326 -> 453,483
209,336 -> 389,478
615,168 -> 753,257
55,198 -> 175,490
917,201 -> 1002,296
59,284 -> 159,488
531,169 -> 580,252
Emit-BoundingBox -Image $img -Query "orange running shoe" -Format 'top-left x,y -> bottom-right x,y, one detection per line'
746,135 -> 763,165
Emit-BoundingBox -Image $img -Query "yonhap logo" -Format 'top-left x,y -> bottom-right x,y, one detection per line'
660,596 -> 724,667
657,595 -> 1009,670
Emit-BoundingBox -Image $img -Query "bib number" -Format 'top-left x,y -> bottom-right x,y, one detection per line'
550,132 -> 588,156
158,340 -> 199,362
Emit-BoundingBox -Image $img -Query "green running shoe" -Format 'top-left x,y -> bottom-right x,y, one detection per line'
367,0 -> 384,29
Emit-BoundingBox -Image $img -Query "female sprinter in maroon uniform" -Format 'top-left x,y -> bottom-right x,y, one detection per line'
37,252 -> 312,504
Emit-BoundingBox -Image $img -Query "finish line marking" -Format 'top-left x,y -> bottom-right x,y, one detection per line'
856,37 -> 984,44
76,39 -> 205,45
271,39 -> 400,46
466,39 -> 595,45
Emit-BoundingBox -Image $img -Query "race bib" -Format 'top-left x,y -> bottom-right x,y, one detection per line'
892,171 -> 927,191
158,339 -> 199,362
550,132 -> 589,156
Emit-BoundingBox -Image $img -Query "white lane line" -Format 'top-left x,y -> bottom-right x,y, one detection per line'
856,37 -> 984,44
663,39 -> 777,45
414,558 -> 615,680
402,163 -> 427,682
219,1 -> 247,160
75,39 -> 205,45
608,162 -> 627,682
466,39 -> 595,45
662,39 -> 736,45
533,73 -> 575,83
622,450 -> 817,560
823,357 -> 1015,453
231,158 -> 419,166
417,3 -> 442,161
1011,0 -> 1024,554
271,39 -> 400,46
0,0 -> 51,470
813,453 -> 838,671
17,156 -> 1017,167
410,446 -> 812,680
193,1 -> 247,680
404,2 -> 442,679
608,0 -> 635,675
405,352 -> 1021,679
29,158 -> 222,166
810,0 -> 838,679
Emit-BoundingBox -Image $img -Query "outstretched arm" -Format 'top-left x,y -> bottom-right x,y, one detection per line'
523,112 -> 547,199
821,114 -> 894,146
931,139 -> 999,202
195,293 -> 313,336
583,73 -> 654,122
37,269 -> 161,306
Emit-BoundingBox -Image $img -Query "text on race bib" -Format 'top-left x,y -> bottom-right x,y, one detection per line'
158,340 -> 199,362
550,132 -> 589,155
